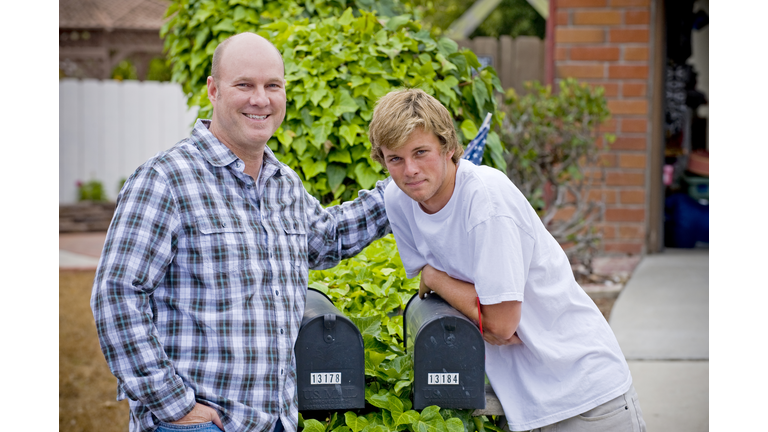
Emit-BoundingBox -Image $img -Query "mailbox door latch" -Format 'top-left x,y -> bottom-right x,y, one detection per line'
324,314 -> 336,344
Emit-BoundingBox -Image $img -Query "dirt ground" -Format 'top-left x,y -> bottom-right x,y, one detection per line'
60,270 -> 129,432
59,270 -> 617,432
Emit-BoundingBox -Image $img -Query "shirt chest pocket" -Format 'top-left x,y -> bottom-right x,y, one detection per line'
277,218 -> 308,264
195,215 -> 250,273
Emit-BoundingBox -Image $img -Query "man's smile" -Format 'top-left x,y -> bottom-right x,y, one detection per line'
243,113 -> 268,120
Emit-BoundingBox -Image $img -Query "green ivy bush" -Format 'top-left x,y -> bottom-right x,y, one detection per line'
161,0 -> 506,203
307,235 -> 503,432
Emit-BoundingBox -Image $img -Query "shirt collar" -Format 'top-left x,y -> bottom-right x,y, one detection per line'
191,119 -> 285,175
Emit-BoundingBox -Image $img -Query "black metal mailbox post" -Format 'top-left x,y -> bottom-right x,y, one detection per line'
404,293 -> 486,410
295,288 -> 366,411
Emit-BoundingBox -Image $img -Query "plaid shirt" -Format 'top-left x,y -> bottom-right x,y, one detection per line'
91,119 -> 391,432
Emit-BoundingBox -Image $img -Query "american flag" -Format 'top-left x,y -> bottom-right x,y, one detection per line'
462,113 -> 493,165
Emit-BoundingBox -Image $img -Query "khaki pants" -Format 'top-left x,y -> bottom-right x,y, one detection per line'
511,385 -> 647,432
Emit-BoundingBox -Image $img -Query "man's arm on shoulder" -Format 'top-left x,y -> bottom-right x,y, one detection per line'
90,166 -> 197,422
306,177 -> 392,269
420,265 -> 522,346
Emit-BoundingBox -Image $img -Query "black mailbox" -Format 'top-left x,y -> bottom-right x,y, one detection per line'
404,293 -> 485,410
295,288 -> 366,411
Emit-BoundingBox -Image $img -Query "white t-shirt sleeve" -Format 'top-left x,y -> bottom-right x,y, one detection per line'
469,215 -> 533,304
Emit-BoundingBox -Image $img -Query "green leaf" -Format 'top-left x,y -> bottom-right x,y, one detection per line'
302,160 -> 327,179
303,419 -> 326,432
339,7 -> 355,26
445,418 -> 464,432
437,38 -> 459,55
460,119 -> 478,141
339,124 -> 362,146
332,89 -> 359,117
326,164 -> 347,191
345,412 -> 369,432
354,162 -> 381,190
384,14 -> 411,31
350,316 -> 381,337
212,18 -> 236,34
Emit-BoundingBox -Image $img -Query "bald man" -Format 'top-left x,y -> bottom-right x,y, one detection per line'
91,33 -> 391,432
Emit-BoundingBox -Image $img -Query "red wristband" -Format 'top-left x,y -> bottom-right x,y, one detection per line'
476,296 -> 483,335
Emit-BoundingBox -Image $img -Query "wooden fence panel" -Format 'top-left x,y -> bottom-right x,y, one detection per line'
59,78 -> 198,203
455,36 -> 545,94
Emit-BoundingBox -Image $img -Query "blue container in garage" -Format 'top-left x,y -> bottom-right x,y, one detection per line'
664,193 -> 709,248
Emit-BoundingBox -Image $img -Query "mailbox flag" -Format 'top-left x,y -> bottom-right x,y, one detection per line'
462,112 -> 493,165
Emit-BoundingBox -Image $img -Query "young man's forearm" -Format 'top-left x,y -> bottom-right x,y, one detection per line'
419,265 -> 523,345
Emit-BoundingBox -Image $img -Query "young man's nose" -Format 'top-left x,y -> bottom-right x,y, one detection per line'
403,158 -> 419,176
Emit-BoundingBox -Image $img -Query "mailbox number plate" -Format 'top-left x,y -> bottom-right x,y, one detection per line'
427,373 -> 459,385
311,372 -> 342,385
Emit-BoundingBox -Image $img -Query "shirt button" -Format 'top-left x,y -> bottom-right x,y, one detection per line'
275,290 -> 279,296
221,222 -> 226,227
280,328 -> 284,334
281,369 -> 284,375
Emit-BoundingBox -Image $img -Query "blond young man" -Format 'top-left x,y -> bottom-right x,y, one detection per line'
369,88 -> 645,432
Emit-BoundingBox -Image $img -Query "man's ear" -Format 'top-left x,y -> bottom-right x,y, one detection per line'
207,76 -> 217,105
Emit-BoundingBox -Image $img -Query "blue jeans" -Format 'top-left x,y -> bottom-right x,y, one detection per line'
156,419 -> 283,432
155,422 -> 223,432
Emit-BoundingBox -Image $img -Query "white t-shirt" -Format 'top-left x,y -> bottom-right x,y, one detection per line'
385,160 -> 631,430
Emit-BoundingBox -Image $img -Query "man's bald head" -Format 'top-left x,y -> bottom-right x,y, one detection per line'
210,32 -> 285,82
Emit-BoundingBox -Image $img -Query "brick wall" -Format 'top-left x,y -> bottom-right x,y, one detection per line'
554,0 -> 651,255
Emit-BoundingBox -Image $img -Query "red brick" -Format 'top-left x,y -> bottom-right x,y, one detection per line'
623,82 -> 647,97
610,28 -> 649,43
559,0 -> 607,7
589,189 -> 617,204
602,224 -> 618,239
624,46 -> 649,61
570,46 -> 621,61
621,118 -> 647,133
589,81 -> 619,97
557,64 -> 605,79
625,10 -> 650,24
619,153 -> 647,169
604,241 -> 644,255
598,118 -> 618,133
556,28 -> 605,44
610,135 -> 646,150
619,225 -> 645,239
556,47 -> 569,61
574,10 -> 622,25
607,99 -> 648,115
553,207 -> 577,222
609,64 -> 648,79
620,189 -> 646,204
557,11 -> 570,25
599,153 -> 617,167
606,172 -> 645,186
605,207 -> 645,222
610,0 -> 649,6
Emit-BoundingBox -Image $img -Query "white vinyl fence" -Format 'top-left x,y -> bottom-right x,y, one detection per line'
59,78 -> 199,203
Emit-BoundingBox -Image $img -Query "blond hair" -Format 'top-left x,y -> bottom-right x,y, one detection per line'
369,88 -> 463,166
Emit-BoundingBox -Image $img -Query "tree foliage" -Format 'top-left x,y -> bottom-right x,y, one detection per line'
161,0 -> 506,204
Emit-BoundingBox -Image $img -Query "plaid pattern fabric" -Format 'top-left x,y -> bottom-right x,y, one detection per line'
91,119 -> 391,432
